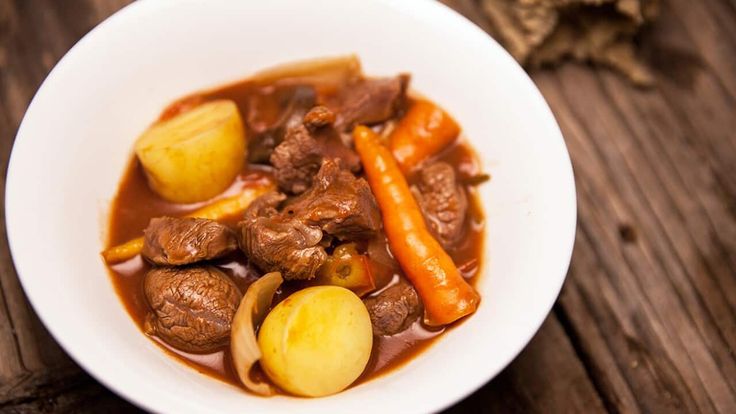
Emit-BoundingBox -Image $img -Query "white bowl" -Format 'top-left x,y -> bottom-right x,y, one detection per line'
6,0 -> 576,412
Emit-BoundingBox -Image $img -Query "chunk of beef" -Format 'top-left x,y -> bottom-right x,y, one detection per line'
363,283 -> 421,336
243,190 -> 285,219
304,106 -> 360,172
412,162 -> 468,249
270,124 -> 323,194
317,129 -> 361,172
286,159 -> 381,240
142,217 -> 237,266
303,105 -> 336,130
238,192 -> 327,280
270,106 -> 359,194
248,86 -> 316,163
144,266 -> 241,353
330,75 -> 410,131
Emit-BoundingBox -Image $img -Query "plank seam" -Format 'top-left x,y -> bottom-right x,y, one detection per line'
554,73 -> 715,412
553,302 -> 622,414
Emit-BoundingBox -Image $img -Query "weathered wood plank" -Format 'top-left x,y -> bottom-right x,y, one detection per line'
667,0 -> 736,100
535,61 -> 736,412
538,73 -> 699,412
0,371 -> 140,414
447,315 -> 606,413
595,69 -> 736,365
643,1 -> 736,201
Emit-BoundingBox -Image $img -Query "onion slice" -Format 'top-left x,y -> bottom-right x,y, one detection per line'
231,272 -> 283,395
250,55 -> 362,87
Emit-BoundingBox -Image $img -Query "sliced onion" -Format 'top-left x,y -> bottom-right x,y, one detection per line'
231,272 -> 283,395
250,55 -> 362,87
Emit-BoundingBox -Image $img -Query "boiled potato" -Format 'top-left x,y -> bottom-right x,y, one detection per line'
135,100 -> 246,203
258,286 -> 373,397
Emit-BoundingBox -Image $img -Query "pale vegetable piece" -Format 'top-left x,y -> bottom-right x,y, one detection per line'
251,55 -> 362,87
230,272 -> 283,396
101,237 -> 144,264
135,99 -> 247,203
186,184 -> 274,221
258,286 -> 373,397
102,184 -> 273,264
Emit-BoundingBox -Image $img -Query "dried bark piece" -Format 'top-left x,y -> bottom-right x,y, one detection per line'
481,0 -> 659,86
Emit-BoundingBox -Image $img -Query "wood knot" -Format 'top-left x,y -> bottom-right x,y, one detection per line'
618,224 -> 638,243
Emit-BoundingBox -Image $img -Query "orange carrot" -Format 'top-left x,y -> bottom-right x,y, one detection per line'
389,100 -> 460,173
354,126 -> 479,326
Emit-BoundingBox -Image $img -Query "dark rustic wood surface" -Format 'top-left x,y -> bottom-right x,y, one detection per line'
0,0 -> 734,412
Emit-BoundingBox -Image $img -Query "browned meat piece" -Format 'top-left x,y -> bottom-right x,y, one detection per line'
270,106 -> 360,194
248,85 -> 316,163
144,266 -> 242,353
270,124 -> 323,194
243,190 -> 285,219
363,283 -> 421,336
317,130 -> 361,172
304,105 -> 360,171
238,192 -> 327,280
303,105 -> 336,130
286,159 -> 381,240
412,162 -> 468,249
330,75 -> 410,131
142,217 -> 237,266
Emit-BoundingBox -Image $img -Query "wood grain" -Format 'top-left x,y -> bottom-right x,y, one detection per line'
1,0 -> 735,412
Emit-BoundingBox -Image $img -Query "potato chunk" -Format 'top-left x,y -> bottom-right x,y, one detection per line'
135,100 -> 246,203
258,286 -> 373,397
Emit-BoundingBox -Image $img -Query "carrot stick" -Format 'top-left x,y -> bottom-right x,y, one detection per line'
102,237 -> 145,264
389,100 -> 460,173
102,184 -> 273,264
354,126 -> 479,326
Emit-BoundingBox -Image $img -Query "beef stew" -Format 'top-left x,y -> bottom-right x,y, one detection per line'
104,56 -> 486,397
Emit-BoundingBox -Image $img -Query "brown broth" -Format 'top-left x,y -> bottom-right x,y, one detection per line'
105,74 -> 486,393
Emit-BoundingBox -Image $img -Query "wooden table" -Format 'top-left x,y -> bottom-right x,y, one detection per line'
1,0 -> 734,412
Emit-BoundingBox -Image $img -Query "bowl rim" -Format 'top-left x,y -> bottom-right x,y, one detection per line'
5,0 -> 577,412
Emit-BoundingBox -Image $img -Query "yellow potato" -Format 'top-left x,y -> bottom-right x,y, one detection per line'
135,100 -> 246,203
258,286 -> 373,397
